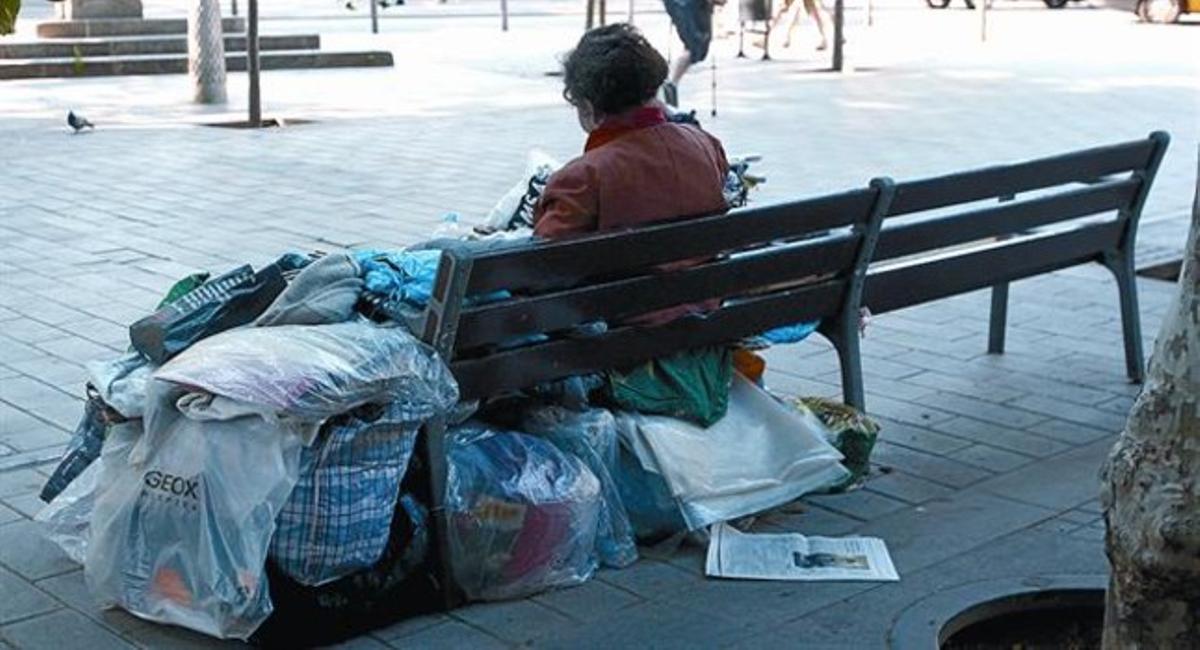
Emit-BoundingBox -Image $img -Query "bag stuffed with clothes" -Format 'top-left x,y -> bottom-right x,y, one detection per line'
480,150 -> 561,233
446,425 -> 601,601
521,406 -> 637,569
154,320 -> 458,422
85,383 -> 305,640
270,402 -> 423,586
606,346 -> 733,428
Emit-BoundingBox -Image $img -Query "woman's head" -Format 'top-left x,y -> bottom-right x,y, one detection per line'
561,23 -> 668,131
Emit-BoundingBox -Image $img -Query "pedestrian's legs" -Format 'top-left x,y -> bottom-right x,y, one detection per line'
805,0 -> 829,50
669,49 -> 692,85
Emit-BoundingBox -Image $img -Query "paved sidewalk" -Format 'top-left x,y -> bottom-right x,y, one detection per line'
0,5 -> 1196,648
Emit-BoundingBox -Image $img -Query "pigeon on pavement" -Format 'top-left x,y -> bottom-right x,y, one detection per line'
67,111 -> 94,133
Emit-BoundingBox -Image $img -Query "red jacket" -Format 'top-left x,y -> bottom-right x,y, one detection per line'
533,106 -> 730,239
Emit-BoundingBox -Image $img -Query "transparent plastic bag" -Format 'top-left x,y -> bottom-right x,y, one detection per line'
85,385 -> 304,640
481,150 -> 561,232
446,424 -> 601,601
154,320 -> 458,422
615,375 -> 849,530
271,403 -> 423,586
36,421 -> 142,564
521,406 -> 637,569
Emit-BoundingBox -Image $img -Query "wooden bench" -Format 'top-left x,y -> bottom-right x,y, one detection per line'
414,131 -> 1168,604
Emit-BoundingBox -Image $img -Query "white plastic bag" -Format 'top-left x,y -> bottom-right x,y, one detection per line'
615,375 -> 849,530
85,384 -> 303,640
480,150 -> 561,232
36,422 -> 141,564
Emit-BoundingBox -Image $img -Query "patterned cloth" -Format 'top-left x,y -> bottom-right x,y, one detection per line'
270,402 -> 422,586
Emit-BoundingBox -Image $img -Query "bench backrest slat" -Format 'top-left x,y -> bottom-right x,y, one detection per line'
463,190 -> 877,295
886,137 -> 1157,216
455,231 -> 859,349
451,278 -> 845,400
866,221 -> 1122,313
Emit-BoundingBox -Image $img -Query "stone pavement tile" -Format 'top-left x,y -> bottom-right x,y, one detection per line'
863,472 -> 956,506
10,301 -> 91,328
0,320 -> 68,346
0,503 -> 21,526
874,419 -> 972,456
394,620 -> 507,650
452,597 -> 574,645
595,559 -> 704,601
1026,418 -> 1114,446
532,598 -> 748,650
0,565 -> 60,625
1070,526 -> 1106,542
1096,394 -> 1136,415
973,437 -> 1117,512
805,490 -> 910,522
0,404 -> 45,437
373,612 -> 449,642
0,469 -> 46,499
929,417 -> 1070,458
862,395 -> 955,429
0,428 -> 69,454
858,375 -> 940,403
903,370 -> 1027,404
1007,394 -> 1126,433
0,520 -> 76,581
2,359 -> 85,394
1,609 -> 133,650
48,318 -> 130,353
2,493 -> 46,519
754,503 -> 861,536
917,393 -> 1047,430
33,337 -> 120,364
946,444 -> 1034,474
321,635 -> 391,650
854,490 -> 1054,576
762,371 -> 839,401
0,339 -> 50,367
871,442 -> 992,489
533,576 -> 642,622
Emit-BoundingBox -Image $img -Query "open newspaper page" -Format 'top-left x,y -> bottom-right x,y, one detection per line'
705,522 -> 899,582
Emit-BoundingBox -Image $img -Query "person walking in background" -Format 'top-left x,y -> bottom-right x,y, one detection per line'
660,0 -> 721,107
772,0 -> 830,51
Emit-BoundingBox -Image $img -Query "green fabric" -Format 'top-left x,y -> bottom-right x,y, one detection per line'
607,346 -> 733,427
155,272 -> 211,309
795,396 -> 880,492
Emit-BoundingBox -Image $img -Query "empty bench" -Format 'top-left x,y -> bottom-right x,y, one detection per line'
413,130 -> 1168,604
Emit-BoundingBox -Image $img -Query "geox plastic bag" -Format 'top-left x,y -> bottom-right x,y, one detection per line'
154,320 -> 458,422
270,403 -> 423,586
37,421 -> 141,564
85,385 -> 304,640
446,425 -> 601,601
521,406 -> 637,569
129,263 -> 287,365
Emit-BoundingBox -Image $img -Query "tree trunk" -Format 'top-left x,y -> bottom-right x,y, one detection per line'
1100,153 -> 1200,649
188,0 -> 227,104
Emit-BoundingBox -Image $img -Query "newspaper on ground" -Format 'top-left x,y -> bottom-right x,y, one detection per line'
705,522 -> 899,582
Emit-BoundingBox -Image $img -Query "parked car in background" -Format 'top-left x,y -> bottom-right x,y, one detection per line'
925,0 -> 1074,9
1135,0 -> 1196,22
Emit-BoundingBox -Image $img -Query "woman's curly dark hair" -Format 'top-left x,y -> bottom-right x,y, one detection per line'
561,23 -> 668,116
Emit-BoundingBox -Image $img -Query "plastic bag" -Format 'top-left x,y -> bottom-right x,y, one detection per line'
521,406 -> 637,568
614,445 -> 688,543
87,352 -> 156,419
615,375 -> 849,530
481,150 -> 561,233
85,385 -> 304,640
154,320 -> 458,422
130,263 -> 287,364
446,424 -> 601,601
794,397 -> 880,492
270,402 -> 423,586
607,345 -> 733,427
39,392 -> 113,503
36,421 -> 142,564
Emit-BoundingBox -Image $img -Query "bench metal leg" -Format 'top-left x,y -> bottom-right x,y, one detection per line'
821,317 -> 865,412
987,282 -> 1009,355
421,417 -> 461,611
1112,261 -> 1145,383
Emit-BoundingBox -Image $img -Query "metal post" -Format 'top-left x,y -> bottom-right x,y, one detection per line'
586,0 -> 595,29
628,0 -> 635,22
247,0 -> 261,126
599,0 -> 607,25
501,0 -> 508,31
832,0 -> 844,71
867,0 -> 873,26
231,0 -> 238,17
188,0 -> 228,104
370,0 -> 379,33
979,0 -> 987,41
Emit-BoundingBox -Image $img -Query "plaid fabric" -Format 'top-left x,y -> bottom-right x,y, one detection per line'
271,402 -> 420,586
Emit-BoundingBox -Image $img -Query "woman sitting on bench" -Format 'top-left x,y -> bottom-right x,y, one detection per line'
533,23 -> 730,242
